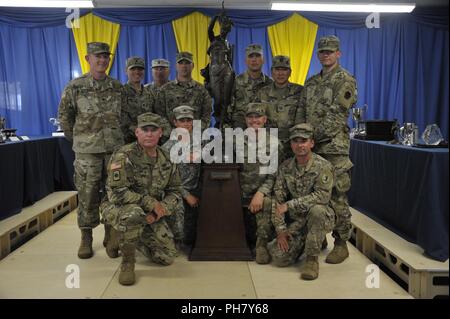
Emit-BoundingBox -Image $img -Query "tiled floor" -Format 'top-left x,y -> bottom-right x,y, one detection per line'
0,209 -> 412,299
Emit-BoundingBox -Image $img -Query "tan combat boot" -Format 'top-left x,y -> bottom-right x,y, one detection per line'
255,238 -> 270,264
106,226 -> 120,258
119,243 -> 136,286
301,256 -> 319,280
325,238 -> 349,264
78,229 -> 93,259
103,224 -> 110,248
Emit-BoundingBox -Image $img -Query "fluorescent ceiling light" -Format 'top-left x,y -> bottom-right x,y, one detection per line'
271,2 -> 415,13
0,0 -> 94,7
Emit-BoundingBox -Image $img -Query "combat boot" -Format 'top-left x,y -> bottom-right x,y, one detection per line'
103,224 -> 110,248
255,238 -> 270,264
325,238 -> 349,264
301,256 -> 319,280
119,243 -> 136,286
106,227 -> 120,258
78,229 -> 93,259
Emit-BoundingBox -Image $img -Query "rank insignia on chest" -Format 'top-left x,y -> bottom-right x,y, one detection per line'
113,170 -> 121,181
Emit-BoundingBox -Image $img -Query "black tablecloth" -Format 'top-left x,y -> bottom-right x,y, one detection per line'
348,139 -> 449,262
0,137 -> 75,221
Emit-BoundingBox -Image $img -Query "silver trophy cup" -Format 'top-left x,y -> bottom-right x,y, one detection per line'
49,118 -> 63,132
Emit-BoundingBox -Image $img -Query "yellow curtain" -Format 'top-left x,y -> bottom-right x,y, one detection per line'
71,13 -> 120,75
268,13 -> 318,85
172,12 -> 220,84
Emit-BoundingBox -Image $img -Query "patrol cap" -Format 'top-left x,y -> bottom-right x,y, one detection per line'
87,42 -> 111,55
245,103 -> 266,117
126,56 -> 145,70
137,112 -> 162,128
173,105 -> 194,120
152,58 -> 170,68
289,123 -> 314,140
272,55 -> 291,69
318,35 -> 340,52
176,51 -> 193,63
246,44 -> 263,57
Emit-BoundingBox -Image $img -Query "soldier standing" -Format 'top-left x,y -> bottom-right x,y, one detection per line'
100,112 -> 183,285
156,52 -> 212,130
121,57 -> 156,144
162,105 -> 202,246
269,123 -> 335,280
238,103 -> 281,263
257,55 -> 303,161
295,35 -> 357,264
145,58 -> 170,93
58,42 -> 124,259
225,44 -> 273,129
121,57 -> 171,144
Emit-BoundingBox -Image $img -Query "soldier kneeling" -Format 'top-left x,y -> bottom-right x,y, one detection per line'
268,123 -> 336,280
100,112 -> 183,286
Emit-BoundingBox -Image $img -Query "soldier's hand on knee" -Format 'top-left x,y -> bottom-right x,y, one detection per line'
276,203 -> 288,217
277,231 -> 291,253
153,201 -> 166,221
249,191 -> 264,214
185,194 -> 199,208
146,213 -> 157,224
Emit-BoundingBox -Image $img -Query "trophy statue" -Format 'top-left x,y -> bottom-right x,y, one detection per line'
191,2 -> 252,261
0,116 -> 17,141
49,117 -> 64,136
201,0 -> 235,129
351,104 -> 367,138
399,122 -> 418,146
0,117 -> 5,143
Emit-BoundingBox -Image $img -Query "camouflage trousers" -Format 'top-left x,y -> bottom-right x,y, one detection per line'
321,154 -> 353,241
166,203 -> 185,243
243,196 -> 275,248
268,204 -> 335,267
100,202 -> 177,266
74,152 -> 111,229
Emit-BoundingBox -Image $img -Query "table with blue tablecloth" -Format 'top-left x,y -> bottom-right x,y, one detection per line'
0,136 -> 75,221
348,139 -> 449,262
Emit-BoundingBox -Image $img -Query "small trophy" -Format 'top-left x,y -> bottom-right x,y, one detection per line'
351,104 -> 367,138
0,117 -> 6,143
49,117 -> 64,136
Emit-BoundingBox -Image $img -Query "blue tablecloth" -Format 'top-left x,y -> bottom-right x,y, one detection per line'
348,139 -> 449,262
0,136 -> 75,220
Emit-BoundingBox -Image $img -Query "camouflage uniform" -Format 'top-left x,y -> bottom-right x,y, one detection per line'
225,44 -> 272,129
295,36 -> 357,242
121,57 -> 172,144
144,58 -> 170,94
162,106 -> 202,244
268,124 -> 335,267
58,42 -> 124,230
100,114 -> 183,266
156,52 -> 212,130
256,56 -> 303,161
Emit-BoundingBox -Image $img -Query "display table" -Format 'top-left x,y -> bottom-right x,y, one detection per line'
0,136 -> 75,220
348,139 -> 449,261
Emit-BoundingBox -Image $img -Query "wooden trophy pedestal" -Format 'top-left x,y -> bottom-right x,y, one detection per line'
189,163 -> 253,261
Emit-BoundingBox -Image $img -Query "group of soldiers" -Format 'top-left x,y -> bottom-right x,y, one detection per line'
58,34 -> 357,286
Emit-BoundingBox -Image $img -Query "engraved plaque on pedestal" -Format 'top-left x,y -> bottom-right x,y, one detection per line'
189,163 -> 253,261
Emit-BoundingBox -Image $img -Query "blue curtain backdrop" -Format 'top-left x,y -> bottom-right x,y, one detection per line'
0,23 -> 81,135
0,7 -> 448,138
109,23 -> 178,84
